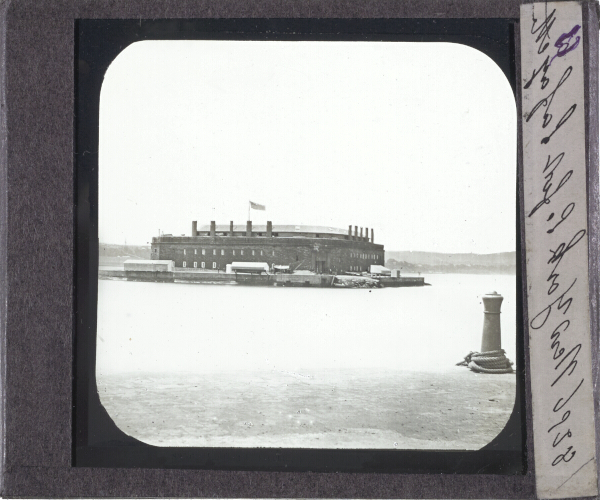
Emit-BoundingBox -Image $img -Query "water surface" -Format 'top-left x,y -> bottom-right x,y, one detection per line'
97,273 -> 517,374
96,273 -> 518,448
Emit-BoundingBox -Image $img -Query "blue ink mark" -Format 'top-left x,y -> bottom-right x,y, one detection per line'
550,25 -> 581,66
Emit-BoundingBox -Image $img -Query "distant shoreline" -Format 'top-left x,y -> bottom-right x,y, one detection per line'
385,263 -> 517,275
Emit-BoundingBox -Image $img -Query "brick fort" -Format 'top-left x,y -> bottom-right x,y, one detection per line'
151,221 -> 385,274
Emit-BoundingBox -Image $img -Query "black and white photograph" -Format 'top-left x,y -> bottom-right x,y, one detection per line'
96,40 -> 518,450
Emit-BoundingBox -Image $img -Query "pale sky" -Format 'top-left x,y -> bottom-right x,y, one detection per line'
99,40 -> 517,253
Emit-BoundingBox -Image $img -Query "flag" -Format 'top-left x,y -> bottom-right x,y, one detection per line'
250,201 -> 266,211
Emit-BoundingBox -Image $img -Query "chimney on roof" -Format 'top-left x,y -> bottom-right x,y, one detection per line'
192,221 -> 197,237
360,227 -> 363,240
230,221 -> 234,236
348,225 -> 353,240
210,221 -> 216,237
267,221 -> 272,237
354,226 -> 358,239
246,221 -> 252,237
365,227 -> 368,242
371,228 -> 374,243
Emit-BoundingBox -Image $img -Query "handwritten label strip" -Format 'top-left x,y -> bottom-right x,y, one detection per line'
521,2 -> 598,498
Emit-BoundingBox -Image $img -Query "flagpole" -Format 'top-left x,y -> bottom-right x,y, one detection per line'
248,201 -> 250,222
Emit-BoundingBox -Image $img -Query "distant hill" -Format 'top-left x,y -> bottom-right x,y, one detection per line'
99,243 -> 151,266
385,251 -> 516,275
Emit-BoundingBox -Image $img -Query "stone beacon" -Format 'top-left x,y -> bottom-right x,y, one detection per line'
150,220 -> 385,274
456,291 -> 514,374
481,291 -> 503,352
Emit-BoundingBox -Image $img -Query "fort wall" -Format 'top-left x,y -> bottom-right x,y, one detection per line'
151,235 -> 384,273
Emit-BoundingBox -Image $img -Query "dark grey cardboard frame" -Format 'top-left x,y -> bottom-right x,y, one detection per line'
0,0 -> 597,498
74,16 -> 526,475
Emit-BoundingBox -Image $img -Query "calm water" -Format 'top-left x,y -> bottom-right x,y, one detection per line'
97,274 -> 518,376
96,273 -> 518,448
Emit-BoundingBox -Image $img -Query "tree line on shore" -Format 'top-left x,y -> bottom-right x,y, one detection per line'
385,251 -> 516,275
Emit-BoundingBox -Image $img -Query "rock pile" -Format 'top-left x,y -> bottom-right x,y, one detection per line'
333,276 -> 382,288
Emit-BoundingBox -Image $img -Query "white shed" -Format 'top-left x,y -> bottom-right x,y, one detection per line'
124,259 -> 174,272
369,265 -> 391,276
230,262 -> 269,274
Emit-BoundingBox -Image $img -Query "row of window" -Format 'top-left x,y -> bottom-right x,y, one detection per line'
350,252 -> 380,260
179,249 -> 380,260
183,261 -> 217,269
182,261 -> 370,272
183,248 -> 274,257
